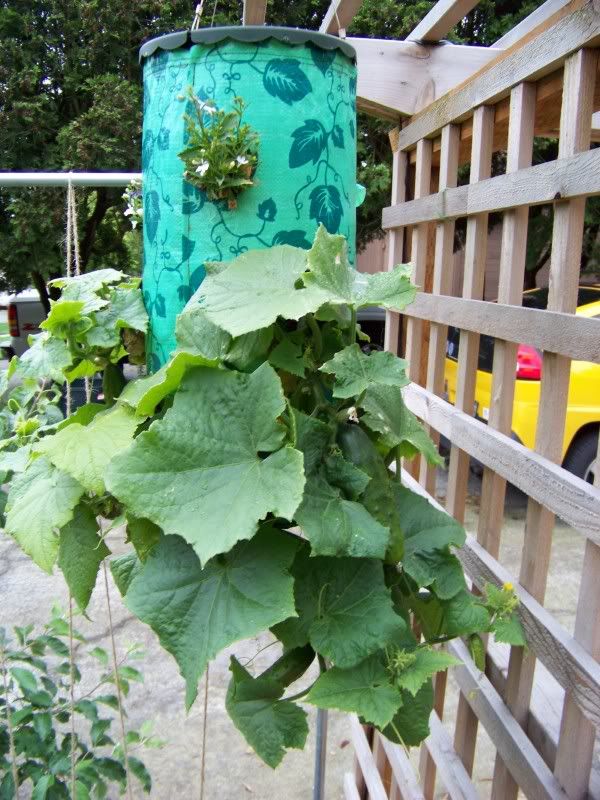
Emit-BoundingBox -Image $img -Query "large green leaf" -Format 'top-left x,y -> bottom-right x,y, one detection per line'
40,300 -> 86,334
36,405 -> 140,494
199,246 -> 327,336
276,548 -> 406,667
295,476 -> 389,559
119,351 -> 220,417
360,385 -> 442,465
392,648 -> 458,696
320,344 -> 408,398
307,655 -> 402,728
304,225 -> 353,302
226,657 -> 308,768
50,269 -> 125,313
293,412 -> 388,559
393,485 -> 466,598
6,457 -> 84,573
381,680 -> 433,746
58,504 -> 110,611
86,287 -> 148,348
175,302 -> 231,358
107,364 -> 305,565
121,528 -> 298,707
12,334 -> 72,383
354,265 -> 417,311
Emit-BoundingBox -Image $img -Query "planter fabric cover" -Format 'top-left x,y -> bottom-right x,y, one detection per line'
140,27 -> 357,368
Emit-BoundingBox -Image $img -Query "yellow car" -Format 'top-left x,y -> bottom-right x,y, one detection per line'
445,286 -> 600,484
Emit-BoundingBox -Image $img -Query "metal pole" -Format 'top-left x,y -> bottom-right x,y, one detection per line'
0,172 -> 141,187
313,708 -> 329,800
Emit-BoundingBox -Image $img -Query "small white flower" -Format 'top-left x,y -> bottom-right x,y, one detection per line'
131,220 -> 138,229
195,161 -> 210,176
136,208 -> 143,217
236,155 -> 249,166
124,207 -> 133,217
229,161 -> 236,169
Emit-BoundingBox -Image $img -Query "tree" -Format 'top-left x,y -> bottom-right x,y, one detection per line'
0,0 -> 557,305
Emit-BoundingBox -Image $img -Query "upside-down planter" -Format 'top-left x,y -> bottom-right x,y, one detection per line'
140,26 -> 358,367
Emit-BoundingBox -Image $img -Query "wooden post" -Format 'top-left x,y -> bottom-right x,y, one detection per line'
384,132 -> 408,357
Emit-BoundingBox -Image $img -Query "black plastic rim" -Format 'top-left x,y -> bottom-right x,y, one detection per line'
139,25 -> 356,63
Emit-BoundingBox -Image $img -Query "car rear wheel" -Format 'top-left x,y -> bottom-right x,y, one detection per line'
564,429 -> 598,484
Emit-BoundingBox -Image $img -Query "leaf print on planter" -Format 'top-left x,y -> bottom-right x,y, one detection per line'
157,128 -> 170,150
189,265 -> 206,294
309,186 -> 343,234
272,230 -> 312,249
182,182 -> 205,215
182,235 -> 196,263
309,45 -> 336,76
155,294 -> 166,319
349,119 -> 355,140
144,190 -> 160,244
257,198 -> 277,222
178,284 -> 193,304
142,131 -> 154,170
263,59 -> 311,106
332,125 -> 344,150
289,120 -> 327,168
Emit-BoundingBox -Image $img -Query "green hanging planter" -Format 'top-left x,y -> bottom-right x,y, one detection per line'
140,26 -> 358,369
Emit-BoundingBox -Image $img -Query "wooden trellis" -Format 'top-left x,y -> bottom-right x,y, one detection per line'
275,0 -> 600,796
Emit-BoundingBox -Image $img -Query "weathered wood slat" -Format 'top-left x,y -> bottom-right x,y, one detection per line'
242,0 -> 267,24
382,146 -> 600,229
402,383 -> 600,540
379,734 -> 425,800
343,772 -> 361,800
449,639 -> 570,800
407,0 -> 480,42
424,714 -> 479,800
399,0 -> 600,151
319,0 -> 363,33
402,470 -> 600,731
349,716 -> 388,800
403,293 -> 600,363
383,150 -> 407,355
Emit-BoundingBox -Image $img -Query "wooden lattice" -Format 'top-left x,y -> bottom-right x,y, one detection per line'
338,1 -> 600,798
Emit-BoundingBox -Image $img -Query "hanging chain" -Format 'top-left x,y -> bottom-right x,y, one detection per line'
102,562 -> 133,800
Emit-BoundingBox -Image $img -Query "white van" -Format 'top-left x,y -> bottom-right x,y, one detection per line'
5,291 -> 45,357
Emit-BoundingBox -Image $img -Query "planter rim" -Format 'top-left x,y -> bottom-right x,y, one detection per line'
139,25 -> 356,63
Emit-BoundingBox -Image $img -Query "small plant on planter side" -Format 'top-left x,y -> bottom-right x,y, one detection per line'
0,227 -> 525,770
178,89 -> 259,209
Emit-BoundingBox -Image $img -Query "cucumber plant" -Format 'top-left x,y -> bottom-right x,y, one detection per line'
1,227 -> 524,768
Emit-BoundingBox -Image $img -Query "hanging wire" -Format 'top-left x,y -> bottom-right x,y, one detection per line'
68,594 -> 77,797
0,644 -> 19,794
210,0 -> 219,27
199,664 -> 210,800
102,562 -> 133,800
191,1 -> 205,30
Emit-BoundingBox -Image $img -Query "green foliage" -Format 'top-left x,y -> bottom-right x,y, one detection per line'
179,92 -> 260,208
0,609 -> 158,798
1,228 -> 525,767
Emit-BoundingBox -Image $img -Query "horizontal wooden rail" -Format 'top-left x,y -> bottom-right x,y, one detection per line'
402,383 -> 600,539
399,0 -> 600,151
424,714 -> 479,800
449,639 -> 570,800
402,471 -> 600,731
383,147 -> 600,228
403,293 -> 600,363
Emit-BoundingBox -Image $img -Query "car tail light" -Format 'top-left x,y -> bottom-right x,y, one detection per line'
8,303 -> 19,338
516,344 -> 542,380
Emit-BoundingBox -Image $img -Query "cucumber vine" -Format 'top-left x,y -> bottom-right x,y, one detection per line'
1,227 -> 525,769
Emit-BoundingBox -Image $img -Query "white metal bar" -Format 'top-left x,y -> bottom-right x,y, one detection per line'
0,172 -> 140,187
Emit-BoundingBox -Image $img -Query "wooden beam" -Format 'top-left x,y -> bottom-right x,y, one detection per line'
378,734 -> 425,800
493,0 -> 571,48
424,713 -> 480,800
242,0 -> 267,24
383,146 -> 600,229
349,717 -> 388,800
404,293 -> 600,364
352,38 -> 502,120
319,0 -> 363,34
399,0 -> 600,151
407,0 -> 480,43
402,383 -> 600,541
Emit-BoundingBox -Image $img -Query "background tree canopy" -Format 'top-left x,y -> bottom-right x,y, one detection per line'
3,0 -> 579,307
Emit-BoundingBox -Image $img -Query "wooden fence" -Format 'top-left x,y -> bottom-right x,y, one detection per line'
318,1 -> 600,798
